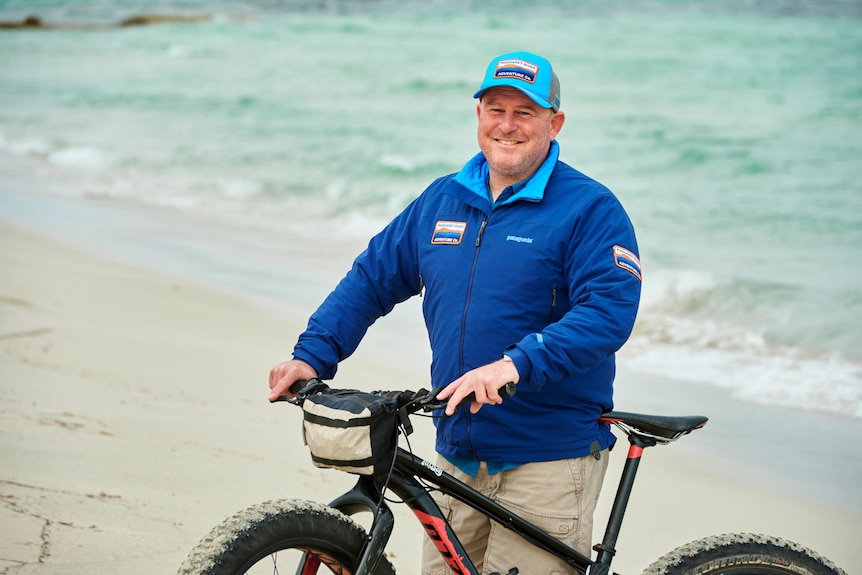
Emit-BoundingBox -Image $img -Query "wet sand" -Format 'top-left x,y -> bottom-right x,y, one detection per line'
1,192 -> 858,573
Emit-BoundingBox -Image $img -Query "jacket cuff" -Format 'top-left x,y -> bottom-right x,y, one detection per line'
291,351 -> 335,381
503,346 -> 532,388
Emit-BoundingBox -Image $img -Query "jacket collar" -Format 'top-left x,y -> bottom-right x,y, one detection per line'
453,140 -> 560,206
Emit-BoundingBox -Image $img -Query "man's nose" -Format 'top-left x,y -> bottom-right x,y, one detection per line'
498,112 -> 518,132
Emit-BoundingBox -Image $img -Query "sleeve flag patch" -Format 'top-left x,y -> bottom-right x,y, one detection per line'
613,245 -> 642,281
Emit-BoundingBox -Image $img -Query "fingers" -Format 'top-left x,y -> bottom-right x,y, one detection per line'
267,374 -> 291,402
445,392 -> 470,416
437,378 -> 461,416
267,360 -> 316,402
438,380 -> 466,416
441,363 -> 508,416
268,365 -> 282,391
435,380 -> 456,400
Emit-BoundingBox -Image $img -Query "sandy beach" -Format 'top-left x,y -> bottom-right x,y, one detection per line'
1,210 -> 859,573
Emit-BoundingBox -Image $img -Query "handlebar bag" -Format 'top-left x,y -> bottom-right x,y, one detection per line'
301,388 -> 399,476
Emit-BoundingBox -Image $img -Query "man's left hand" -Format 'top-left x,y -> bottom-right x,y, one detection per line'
437,358 -> 520,416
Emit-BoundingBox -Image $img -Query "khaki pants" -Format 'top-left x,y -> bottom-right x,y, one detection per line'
421,452 -> 609,575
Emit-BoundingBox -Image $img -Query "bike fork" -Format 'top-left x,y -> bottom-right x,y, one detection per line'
304,477 -> 395,575
296,506 -> 393,575
355,505 -> 395,575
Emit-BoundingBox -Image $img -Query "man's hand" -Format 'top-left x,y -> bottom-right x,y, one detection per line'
268,359 -> 318,402
436,358 -> 520,416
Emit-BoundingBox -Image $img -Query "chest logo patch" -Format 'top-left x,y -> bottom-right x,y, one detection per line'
431,220 -> 467,245
613,245 -> 642,281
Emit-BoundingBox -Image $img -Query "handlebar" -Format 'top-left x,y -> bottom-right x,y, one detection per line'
273,379 -> 516,415
423,381 -> 517,412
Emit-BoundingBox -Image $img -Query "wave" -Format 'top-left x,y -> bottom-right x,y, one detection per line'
0,131 -> 118,174
625,269 -> 862,419
2,0 -> 861,26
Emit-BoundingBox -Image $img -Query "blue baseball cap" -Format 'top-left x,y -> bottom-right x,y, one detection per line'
473,51 -> 561,112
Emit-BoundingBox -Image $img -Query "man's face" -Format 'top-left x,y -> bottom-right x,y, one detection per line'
476,87 -> 565,190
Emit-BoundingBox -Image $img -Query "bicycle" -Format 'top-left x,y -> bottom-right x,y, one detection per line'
178,379 -> 848,575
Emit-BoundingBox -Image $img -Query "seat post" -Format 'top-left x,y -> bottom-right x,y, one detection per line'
593,435 -> 654,570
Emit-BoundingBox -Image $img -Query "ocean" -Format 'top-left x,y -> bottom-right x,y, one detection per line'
1,0 -> 860,419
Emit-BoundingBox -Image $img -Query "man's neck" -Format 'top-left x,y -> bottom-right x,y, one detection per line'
489,176 -> 516,202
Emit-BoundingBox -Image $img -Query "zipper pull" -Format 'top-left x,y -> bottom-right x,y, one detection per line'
475,219 -> 488,247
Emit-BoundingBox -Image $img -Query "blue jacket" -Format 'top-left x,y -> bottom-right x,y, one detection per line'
293,142 -> 642,463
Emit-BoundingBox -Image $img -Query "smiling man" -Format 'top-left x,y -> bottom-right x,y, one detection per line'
476,87 -> 565,200
269,51 -> 642,574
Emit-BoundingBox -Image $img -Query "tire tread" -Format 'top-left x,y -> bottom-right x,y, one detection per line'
177,498 -> 395,575
642,532 -> 847,575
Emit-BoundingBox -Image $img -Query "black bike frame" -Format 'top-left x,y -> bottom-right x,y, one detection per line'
325,434 -> 652,575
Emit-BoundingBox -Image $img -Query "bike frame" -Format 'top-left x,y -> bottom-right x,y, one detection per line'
321,433 -> 655,575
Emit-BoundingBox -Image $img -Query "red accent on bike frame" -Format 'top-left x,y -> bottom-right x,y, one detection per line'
414,509 -> 471,574
627,444 -> 644,459
300,552 -> 320,574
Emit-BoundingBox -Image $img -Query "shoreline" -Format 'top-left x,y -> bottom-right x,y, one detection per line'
1,189 -> 859,573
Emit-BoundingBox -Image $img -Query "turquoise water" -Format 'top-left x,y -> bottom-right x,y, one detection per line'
1,1 -> 860,417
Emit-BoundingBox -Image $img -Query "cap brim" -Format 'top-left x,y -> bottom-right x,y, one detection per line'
473,84 -> 556,111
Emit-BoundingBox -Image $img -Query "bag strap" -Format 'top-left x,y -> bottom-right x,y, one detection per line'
303,411 -> 376,428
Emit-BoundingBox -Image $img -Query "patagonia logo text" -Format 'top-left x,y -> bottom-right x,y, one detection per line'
506,235 -> 533,244
613,245 -> 642,281
431,221 -> 467,245
494,58 -> 539,84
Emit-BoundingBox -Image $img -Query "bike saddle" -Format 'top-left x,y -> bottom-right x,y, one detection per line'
600,411 -> 708,442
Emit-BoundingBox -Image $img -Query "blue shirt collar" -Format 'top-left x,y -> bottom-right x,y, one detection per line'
453,140 -> 560,206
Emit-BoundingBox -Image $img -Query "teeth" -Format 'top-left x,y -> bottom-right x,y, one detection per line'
498,139 -> 519,145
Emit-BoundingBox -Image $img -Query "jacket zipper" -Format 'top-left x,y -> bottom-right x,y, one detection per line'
460,214 -> 489,370
461,214 -> 489,460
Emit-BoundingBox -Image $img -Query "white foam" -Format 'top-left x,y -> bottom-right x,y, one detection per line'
48,145 -> 114,170
622,338 -> 862,419
165,44 -> 191,58
215,178 -> 263,200
379,154 -> 416,172
640,268 -> 719,309
625,266 -> 862,419
0,131 -> 51,156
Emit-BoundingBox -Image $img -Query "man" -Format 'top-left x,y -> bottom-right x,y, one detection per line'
269,51 -> 642,574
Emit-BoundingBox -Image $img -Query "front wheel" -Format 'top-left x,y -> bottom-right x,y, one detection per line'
178,499 -> 396,575
643,532 -> 847,575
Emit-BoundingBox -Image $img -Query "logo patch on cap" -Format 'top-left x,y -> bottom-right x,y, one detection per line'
613,245 -> 642,281
431,221 -> 467,245
494,58 -> 539,84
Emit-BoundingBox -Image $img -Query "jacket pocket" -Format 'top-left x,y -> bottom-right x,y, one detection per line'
547,287 -> 558,324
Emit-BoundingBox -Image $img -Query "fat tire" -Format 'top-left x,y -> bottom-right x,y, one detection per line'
642,532 -> 847,575
177,498 -> 396,575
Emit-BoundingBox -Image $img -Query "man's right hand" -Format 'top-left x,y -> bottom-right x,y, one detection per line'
268,359 -> 318,402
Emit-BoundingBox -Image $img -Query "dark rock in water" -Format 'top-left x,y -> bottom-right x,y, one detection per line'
0,16 -> 44,29
0,13 -> 211,30
118,14 -> 210,27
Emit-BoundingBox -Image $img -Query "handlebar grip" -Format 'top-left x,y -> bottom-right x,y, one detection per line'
457,381 -> 516,408
502,381 -> 516,397
270,378 -> 316,403
288,379 -> 310,395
